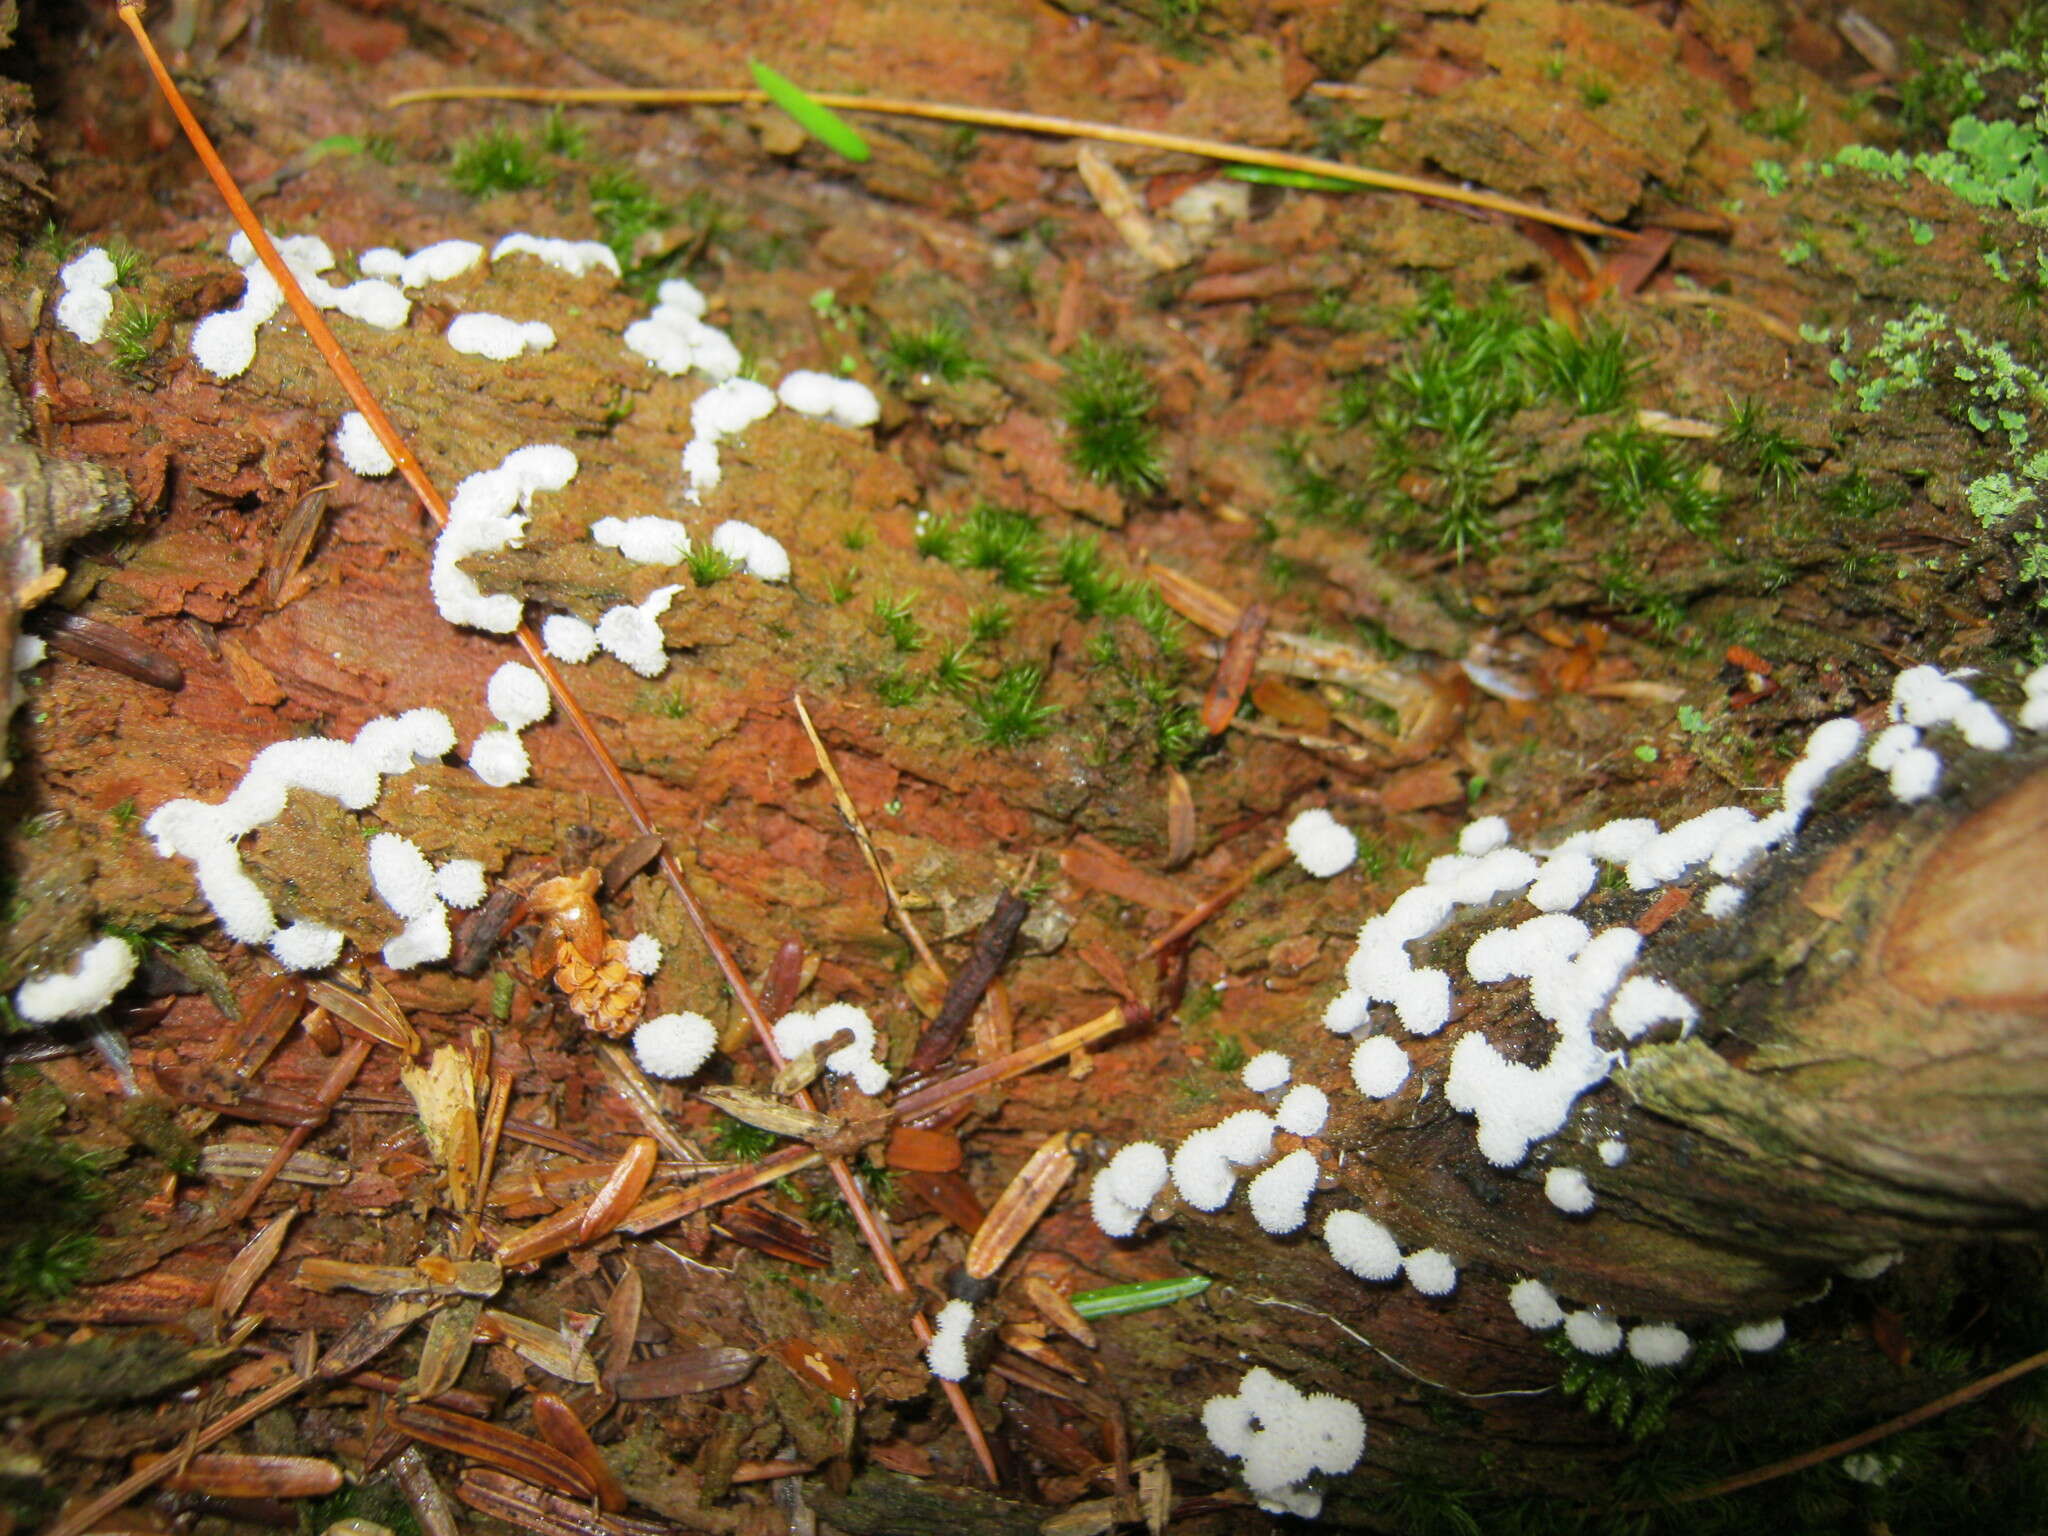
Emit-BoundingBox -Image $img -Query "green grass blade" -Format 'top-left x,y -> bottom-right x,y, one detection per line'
748,60 -> 871,164
1225,165 -> 1358,192
1070,1275 -> 1211,1319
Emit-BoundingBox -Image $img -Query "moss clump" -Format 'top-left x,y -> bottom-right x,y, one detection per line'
448,128 -> 549,198
1061,336 -> 1166,497
0,1078 -> 114,1307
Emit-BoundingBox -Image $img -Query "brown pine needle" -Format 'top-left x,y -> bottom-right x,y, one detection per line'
118,1 -> 996,1488
385,83 -> 1622,238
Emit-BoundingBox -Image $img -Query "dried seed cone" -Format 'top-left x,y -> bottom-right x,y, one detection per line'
556,938 -> 643,1037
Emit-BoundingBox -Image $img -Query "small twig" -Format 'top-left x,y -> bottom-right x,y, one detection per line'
1617,1345 -> 2048,1511
1137,843 -> 1292,960
907,891 -> 1029,1074
224,1034 -> 373,1225
791,692 -> 941,976
383,83 -> 1621,238
1243,1295 -> 1555,1401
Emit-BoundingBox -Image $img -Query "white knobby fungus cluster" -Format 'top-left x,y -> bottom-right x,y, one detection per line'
360,238 -> 485,289
1247,1147 -> 1321,1234
144,708 -> 460,969
192,232 -> 408,381
1170,1108 -> 1276,1212
926,1298 -> 976,1381
334,410 -> 396,478
594,584 -> 682,679
491,233 -> 620,279
14,934 -> 137,1022
430,443 -> 578,633
1285,807 -> 1357,878
2022,663 -> 2048,732
593,515 -> 691,566
776,369 -> 881,428
1544,1166 -> 1595,1215
1348,1034 -> 1410,1099
1202,1366 -> 1365,1520
1274,1083 -> 1328,1136
632,1011 -> 718,1080
709,520 -> 792,582
1089,1141 -> 1170,1238
624,276 -> 740,381
624,933 -> 662,976
470,660 -> 552,789
1324,1210 -> 1403,1282
541,613 -> 599,664
446,312 -> 556,362
1242,1050 -> 1291,1093
682,378 -> 778,503
55,247 -> 117,344
368,830 -> 456,968
772,1001 -> 891,1096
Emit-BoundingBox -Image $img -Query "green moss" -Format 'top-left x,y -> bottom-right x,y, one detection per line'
1061,336 -> 1166,496
970,663 -> 1056,747
106,299 -> 163,373
449,129 -> 548,198
871,593 -> 926,653
879,316 -> 982,385
0,1080 -> 115,1308
686,545 -> 739,587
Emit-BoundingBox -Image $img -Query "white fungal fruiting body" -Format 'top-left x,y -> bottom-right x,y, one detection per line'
710,520 -> 792,582
633,1012 -> 718,1080
1324,1210 -> 1402,1282
624,934 -> 663,975
1404,1249 -> 1458,1296
595,585 -> 681,679
192,232 -> 407,380
1349,1035 -> 1411,1099
1248,1149 -> 1320,1234
14,635 -> 45,670
1731,1318 -> 1787,1353
1275,1084 -> 1329,1137
1242,1051 -> 1291,1093
490,233 -> 619,279
1322,988 -> 1371,1035
446,313 -> 556,360
773,1002 -> 891,1095
624,280 -> 738,381
1563,1309 -> 1623,1356
593,516 -> 691,566
926,1299 -> 974,1381
1528,850 -> 1598,912
1607,975 -> 1698,1041
1202,1367 -> 1365,1521
1545,1167 -> 1595,1214
375,238 -> 485,288
368,833 -> 440,920
56,247 -> 118,344
542,614 -> 598,663
1170,1129 -> 1238,1211
693,378 -> 778,439
431,445 -> 577,633
468,729 -> 531,787
335,411 -> 396,477
269,921 -> 344,972
1092,1141 -> 1170,1236
435,860 -> 487,910
1509,1278 -> 1565,1332
1702,882 -> 1746,919
486,663 -> 552,730
384,907 -> 453,970
1840,1250 -> 1902,1280
1285,808 -> 1357,877
2022,665 -> 2048,731
1597,1137 -> 1628,1167
15,935 -> 137,1021
1627,1323 -> 1692,1367
776,369 -> 881,428
1459,815 -> 1511,855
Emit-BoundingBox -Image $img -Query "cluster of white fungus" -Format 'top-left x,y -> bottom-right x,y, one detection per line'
541,614 -> 599,665
1202,1367 -> 1365,1520
2022,664 -> 2048,732
55,247 -> 117,344
632,1011 -> 718,1080
446,313 -> 555,362
624,277 -> 740,382
334,411 -> 396,478
1170,1108 -> 1276,1212
359,238 -> 484,289
624,933 -> 663,976
1285,807 -> 1357,878
594,584 -> 682,679
776,369 -> 881,429
1089,1141 -> 1170,1238
491,233 -> 620,280
709,520 -> 792,582
144,708 -> 455,967
682,378 -> 778,503
191,232 -> 408,381
1544,1166 -> 1595,1215
430,443 -> 578,633
468,660 -> 552,790
771,1002 -> 891,1096
926,1298 -> 976,1382
1274,1083 -> 1328,1136
593,516 -> 691,566
1241,1050 -> 1291,1093
14,934 -> 137,1022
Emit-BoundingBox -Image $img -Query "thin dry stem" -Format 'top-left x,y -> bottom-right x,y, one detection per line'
384,83 -> 1620,238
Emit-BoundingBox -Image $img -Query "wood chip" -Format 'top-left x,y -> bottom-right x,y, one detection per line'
211,1208 -> 295,1329
306,976 -> 420,1057
265,482 -> 332,607
965,1131 -> 1080,1280
142,1452 -> 341,1499
1202,600 -> 1269,735
1024,1276 -> 1097,1350
609,1346 -> 758,1400
578,1137 -> 658,1245
601,1263 -> 642,1387
218,634 -> 286,707
1075,144 -> 1191,271
599,833 -> 664,897
41,611 -> 184,691
1060,835 -> 1194,914
769,1337 -> 861,1402
530,1393 -> 627,1513
884,1126 -> 963,1173
1162,767 -> 1197,871
395,1402 -> 596,1499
